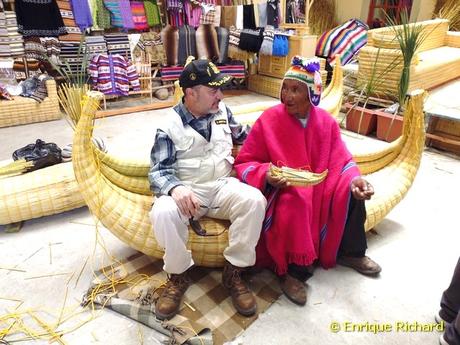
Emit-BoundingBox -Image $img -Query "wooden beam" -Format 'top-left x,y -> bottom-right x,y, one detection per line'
425,133 -> 460,147
95,100 -> 175,118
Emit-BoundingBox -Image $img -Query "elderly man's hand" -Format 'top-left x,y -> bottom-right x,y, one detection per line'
351,177 -> 374,200
266,170 -> 290,189
170,185 -> 200,218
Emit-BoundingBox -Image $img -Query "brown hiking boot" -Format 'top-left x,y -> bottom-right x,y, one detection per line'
155,271 -> 191,320
280,274 -> 307,306
337,255 -> 382,276
222,262 -> 257,316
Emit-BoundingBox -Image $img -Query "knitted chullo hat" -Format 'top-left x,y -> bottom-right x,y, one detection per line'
282,55 -> 322,106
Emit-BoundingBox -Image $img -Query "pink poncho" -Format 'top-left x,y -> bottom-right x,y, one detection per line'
235,104 -> 361,275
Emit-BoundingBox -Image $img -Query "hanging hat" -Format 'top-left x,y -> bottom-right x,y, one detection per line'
282,56 -> 322,106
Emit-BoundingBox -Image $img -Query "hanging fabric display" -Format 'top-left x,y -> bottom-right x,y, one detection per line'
15,0 -> 67,37
130,1 -> 149,31
70,0 -> 93,31
272,33 -> 288,56
215,26 -> 229,64
133,32 -> 165,65
242,4 -> 255,30
161,24 -> 179,66
143,0 -> 161,26
178,25 -> 196,65
89,53 -> 140,96
199,3 -> 216,25
196,24 -> 219,61
259,24 -> 274,55
238,28 -> 263,53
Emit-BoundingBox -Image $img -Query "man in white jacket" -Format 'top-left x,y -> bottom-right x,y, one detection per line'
148,58 -> 266,320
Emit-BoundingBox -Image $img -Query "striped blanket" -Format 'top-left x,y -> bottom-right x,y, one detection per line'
161,64 -> 245,81
316,19 -> 368,66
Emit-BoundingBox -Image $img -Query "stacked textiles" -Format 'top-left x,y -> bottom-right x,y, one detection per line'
5,11 -> 24,57
85,35 -> 108,58
56,0 -> 83,42
60,41 -> 86,75
104,33 -> 131,60
24,37 -> 61,65
56,0 -> 84,76
0,8 -> 10,57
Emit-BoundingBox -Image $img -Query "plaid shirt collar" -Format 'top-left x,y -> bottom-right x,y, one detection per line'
174,101 -> 196,126
174,100 -> 217,125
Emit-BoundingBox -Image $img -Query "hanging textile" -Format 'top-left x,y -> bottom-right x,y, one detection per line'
238,28 -> 263,53
242,4 -> 255,29
88,54 -> 140,96
70,0 -> 93,31
178,25 -> 196,65
130,1 -> 149,31
166,0 -> 184,27
315,19 -> 369,66
15,0 -> 67,37
91,0 -> 112,29
133,32 -> 165,65
184,0 -> 201,27
143,0 -> 161,26
56,0 -> 83,42
103,0 -> 135,30
160,24 -> 179,66
196,23 -> 219,61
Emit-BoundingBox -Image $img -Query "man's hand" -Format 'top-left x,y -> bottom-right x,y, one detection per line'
170,185 -> 200,218
351,177 -> 374,200
266,170 -> 290,189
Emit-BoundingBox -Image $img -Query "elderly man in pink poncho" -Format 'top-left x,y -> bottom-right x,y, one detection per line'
234,56 -> 382,306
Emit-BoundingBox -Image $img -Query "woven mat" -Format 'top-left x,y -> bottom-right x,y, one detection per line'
87,252 -> 281,345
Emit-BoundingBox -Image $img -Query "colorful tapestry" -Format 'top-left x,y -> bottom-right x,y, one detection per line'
315,18 -> 368,65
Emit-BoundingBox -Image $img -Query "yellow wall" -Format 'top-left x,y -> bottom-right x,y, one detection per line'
335,0 -> 367,24
412,0 -> 436,21
334,0 -> 436,26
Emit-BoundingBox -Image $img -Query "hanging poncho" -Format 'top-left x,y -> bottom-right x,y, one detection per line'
15,0 -> 67,37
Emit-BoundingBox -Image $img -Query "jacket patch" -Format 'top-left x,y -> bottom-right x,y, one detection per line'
215,119 -> 227,125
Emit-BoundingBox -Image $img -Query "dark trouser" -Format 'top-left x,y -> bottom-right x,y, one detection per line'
288,195 -> 368,282
441,257 -> 460,345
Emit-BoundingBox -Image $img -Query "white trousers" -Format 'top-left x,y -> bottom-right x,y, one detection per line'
149,177 -> 266,274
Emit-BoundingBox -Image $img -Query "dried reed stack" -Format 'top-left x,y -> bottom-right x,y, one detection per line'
435,0 -> 460,31
308,0 -> 338,36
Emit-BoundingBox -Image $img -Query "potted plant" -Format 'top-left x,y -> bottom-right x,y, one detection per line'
343,48 -> 399,136
375,11 -> 432,142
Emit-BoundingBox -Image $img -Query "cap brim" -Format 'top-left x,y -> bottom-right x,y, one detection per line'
206,74 -> 233,88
